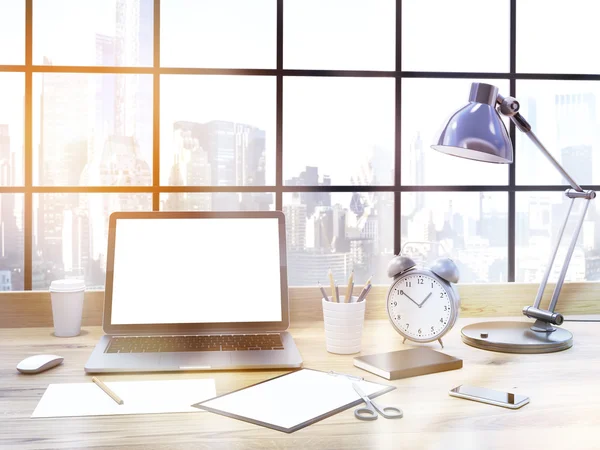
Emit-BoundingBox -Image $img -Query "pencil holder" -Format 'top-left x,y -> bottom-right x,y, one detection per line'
322,297 -> 365,355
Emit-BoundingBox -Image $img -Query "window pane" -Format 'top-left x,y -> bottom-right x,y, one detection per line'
284,0 -> 395,70
0,194 -> 24,291
160,193 -> 275,211
401,192 -> 508,283
34,0 -> 153,66
161,0 -> 275,69
33,73 -> 152,186
516,80 -> 600,185
33,193 -> 151,290
402,0 -> 509,72
517,0 -> 600,74
401,78 -> 509,186
0,73 -> 24,185
284,192 -> 394,286
0,0 -> 25,64
516,192 -> 599,282
284,77 -> 394,186
161,75 -> 275,186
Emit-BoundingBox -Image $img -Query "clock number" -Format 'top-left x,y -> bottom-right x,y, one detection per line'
444,305 -> 448,311
440,293 -> 444,298
417,278 -> 424,285
431,326 -> 434,331
405,323 -> 410,329
418,328 -> 422,335
440,318 -> 444,323
431,282 -> 434,288
397,315 -> 401,320
393,301 -> 397,307
405,281 -> 412,288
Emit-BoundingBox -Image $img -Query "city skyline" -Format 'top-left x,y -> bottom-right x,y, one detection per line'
0,0 -> 599,290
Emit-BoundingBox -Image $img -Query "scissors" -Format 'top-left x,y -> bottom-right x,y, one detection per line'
352,383 -> 403,421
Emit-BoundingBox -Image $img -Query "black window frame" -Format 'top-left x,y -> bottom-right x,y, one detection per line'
0,0 -> 599,290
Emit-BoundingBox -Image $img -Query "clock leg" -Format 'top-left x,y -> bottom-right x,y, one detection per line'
438,338 -> 444,349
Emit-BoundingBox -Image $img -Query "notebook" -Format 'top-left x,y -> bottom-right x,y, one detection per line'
192,368 -> 394,433
353,348 -> 462,380
32,379 -> 216,418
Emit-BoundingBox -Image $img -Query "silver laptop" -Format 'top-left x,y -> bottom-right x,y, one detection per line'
85,211 -> 303,373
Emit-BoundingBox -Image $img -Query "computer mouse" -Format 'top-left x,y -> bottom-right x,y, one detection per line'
16,355 -> 64,374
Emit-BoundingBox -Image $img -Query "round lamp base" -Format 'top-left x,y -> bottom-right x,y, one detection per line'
461,321 -> 573,354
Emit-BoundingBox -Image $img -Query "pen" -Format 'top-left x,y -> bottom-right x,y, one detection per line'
356,284 -> 372,303
318,282 -> 329,302
335,285 -> 340,303
356,276 -> 372,302
345,271 -> 354,303
92,376 -> 124,405
328,269 -> 338,303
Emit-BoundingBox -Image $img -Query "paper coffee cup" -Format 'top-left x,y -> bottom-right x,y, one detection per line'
50,279 -> 85,337
322,296 -> 365,354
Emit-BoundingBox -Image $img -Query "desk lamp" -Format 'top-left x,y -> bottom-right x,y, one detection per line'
432,82 -> 596,353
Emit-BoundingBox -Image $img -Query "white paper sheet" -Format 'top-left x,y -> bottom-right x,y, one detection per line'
32,379 -> 216,418
195,369 -> 394,432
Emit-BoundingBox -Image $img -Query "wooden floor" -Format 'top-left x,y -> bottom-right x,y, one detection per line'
2,318 -> 600,449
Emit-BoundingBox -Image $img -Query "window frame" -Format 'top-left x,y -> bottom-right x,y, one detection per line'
1,0 -> 599,289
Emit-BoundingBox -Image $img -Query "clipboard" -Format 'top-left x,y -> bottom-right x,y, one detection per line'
191,368 -> 395,433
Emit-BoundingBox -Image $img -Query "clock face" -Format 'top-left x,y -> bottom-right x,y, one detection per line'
387,271 -> 455,342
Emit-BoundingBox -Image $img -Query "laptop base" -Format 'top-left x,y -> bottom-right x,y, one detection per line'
84,332 -> 303,373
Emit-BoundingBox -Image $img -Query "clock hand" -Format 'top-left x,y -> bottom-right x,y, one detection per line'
399,290 -> 421,308
418,292 -> 432,308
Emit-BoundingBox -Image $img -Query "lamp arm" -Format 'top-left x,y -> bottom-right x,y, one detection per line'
495,94 -> 596,331
495,95 -> 584,192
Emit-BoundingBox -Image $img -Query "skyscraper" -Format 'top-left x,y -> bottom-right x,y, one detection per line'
0,125 -> 21,289
94,34 -> 117,162
169,120 -> 267,210
285,166 -> 331,217
556,93 -> 596,185
38,59 -> 89,283
0,124 -> 14,186
115,0 -> 152,160
283,199 -> 307,251
561,145 -> 593,185
403,132 -> 425,218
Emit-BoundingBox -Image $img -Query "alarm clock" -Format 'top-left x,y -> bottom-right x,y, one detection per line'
386,255 -> 460,348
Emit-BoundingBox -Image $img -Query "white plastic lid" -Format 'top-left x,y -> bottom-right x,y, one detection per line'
49,279 -> 86,293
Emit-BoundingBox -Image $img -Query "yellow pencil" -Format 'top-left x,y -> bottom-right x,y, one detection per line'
345,271 -> 354,303
328,268 -> 338,303
92,377 -> 124,405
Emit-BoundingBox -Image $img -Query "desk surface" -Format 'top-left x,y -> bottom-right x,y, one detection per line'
1,318 -> 599,450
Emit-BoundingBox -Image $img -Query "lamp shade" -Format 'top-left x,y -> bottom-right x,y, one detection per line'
431,83 -> 513,164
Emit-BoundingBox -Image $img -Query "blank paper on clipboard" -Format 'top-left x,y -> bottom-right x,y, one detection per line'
192,368 -> 395,433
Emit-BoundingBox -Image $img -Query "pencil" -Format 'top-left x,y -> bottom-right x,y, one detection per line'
345,271 -> 354,303
328,269 -> 338,303
357,284 -> 372,303
356,276 -> 372,302
92,376 -> 124,405
318,282 -> 329,302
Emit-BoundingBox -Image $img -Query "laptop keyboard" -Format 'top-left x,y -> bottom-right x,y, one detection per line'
105,334 -> 284,353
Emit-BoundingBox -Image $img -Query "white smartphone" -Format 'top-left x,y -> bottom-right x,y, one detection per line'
449,385 -> 530,409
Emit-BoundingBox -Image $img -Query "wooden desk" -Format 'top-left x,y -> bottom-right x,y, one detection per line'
1,318 -> 599,450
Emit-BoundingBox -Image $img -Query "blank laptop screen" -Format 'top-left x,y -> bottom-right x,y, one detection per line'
110,217 -> 283,325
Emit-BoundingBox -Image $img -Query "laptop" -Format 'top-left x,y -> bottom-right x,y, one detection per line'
85,211 -> 303,373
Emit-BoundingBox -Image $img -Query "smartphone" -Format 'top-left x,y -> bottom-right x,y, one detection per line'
449,385 -> 529,409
